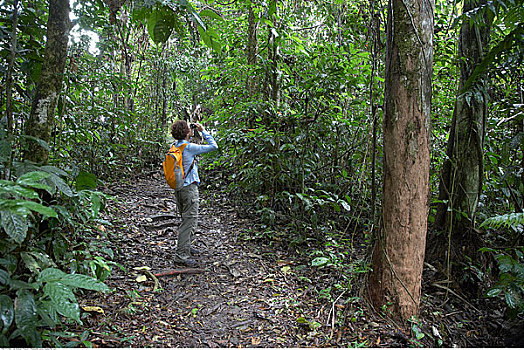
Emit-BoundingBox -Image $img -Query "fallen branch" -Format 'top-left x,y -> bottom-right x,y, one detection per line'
154,268 -> 206,277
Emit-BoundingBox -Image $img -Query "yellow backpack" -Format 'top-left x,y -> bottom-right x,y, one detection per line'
163,143 -> 194,190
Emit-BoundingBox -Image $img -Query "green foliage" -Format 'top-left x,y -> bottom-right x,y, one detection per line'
132,0 -> 223,50
1,0 -> 523,342
461,25 -> 524,93
0,171 -> 58,244
408,316 -> 426,347
483,247 -> 524,318
0,148 -> 113,346
0,265 -> 111,346
480,212 -> 524,229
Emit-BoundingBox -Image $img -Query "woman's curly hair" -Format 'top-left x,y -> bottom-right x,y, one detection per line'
171,120 -> 190,140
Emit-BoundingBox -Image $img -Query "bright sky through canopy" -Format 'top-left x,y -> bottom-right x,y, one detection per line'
69,0 -> 100,55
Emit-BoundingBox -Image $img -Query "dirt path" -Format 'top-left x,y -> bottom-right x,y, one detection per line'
76,174 -> 518,347
77,175 -> 368,347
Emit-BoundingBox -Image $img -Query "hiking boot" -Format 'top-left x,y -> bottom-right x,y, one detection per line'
190,247 -> 202,256
173,257 -> 199,268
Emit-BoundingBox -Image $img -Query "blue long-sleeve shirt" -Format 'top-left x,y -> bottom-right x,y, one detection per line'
174,131 -> 218,186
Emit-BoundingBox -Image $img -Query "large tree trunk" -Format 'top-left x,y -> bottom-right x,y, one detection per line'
432,0 -> 491,278
24,0 -> 70,164
368,0 -> 434,321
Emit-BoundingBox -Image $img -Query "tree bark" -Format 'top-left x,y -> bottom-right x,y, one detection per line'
5,0 -> 18,136
24,0 -> 71,164
369,0 -> 381,225
246,5 -> 258,98
433,0 -> 491,273
3,0 -> 18,180
263,11 -> 280,107
368,0 -> 434,321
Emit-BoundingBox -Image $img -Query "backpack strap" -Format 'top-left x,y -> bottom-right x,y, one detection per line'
175,142 -> 196,177
186,158 -> 196,175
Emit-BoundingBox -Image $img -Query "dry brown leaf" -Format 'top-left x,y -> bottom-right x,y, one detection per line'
82,306 -> 105,314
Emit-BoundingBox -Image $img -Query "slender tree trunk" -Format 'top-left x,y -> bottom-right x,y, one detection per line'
5,0 -> 18,135
161,62 -> 168,132
24,0 -> 70,164
4,0 -> 18,180
269,31 -> 280,106
517,81 -> 524,201
369,0 -> 381,225
368,0 -> 434,321
117,17 -> 134,112
433,0 -> 491,276
246,5 -> 258,98
263,12 -> 280,108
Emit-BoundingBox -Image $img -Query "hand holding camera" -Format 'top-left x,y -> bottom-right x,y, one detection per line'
190,123 -> 205,132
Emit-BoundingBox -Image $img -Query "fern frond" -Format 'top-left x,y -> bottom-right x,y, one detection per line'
480,212 -> 524,229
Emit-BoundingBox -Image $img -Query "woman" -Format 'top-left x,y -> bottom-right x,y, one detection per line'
169,120 -> 218,267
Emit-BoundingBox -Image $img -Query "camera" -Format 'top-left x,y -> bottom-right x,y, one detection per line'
190,123 -> 197,129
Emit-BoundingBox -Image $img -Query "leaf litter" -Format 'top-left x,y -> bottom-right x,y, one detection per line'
75,174 -> 523,347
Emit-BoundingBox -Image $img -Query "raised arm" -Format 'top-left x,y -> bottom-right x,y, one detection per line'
190,124 -> 218,155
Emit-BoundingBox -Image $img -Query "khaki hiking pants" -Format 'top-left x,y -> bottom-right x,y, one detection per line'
174,183 -> 199,260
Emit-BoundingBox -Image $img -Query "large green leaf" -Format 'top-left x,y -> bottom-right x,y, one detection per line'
197,25 -> 222,53
187,3 -> 206,30
16,171 -> 51,189
0,211 -> 28,244
197,24 -> 211,47
61,274 -> 111,292
147,6 -> 175,44
40,165 -> 68,178
0,295 -> 14,334
43,282 -> 80,322
0,200 -> 30,216
0,334 -> 7,347
24,200 -> 57,218
505,285 -> 520,309
199,9 -> 224,21
14,290 -> 41,347
311,257 -> 329,267
76,171 -> 97,191
38,268 -> 67,283
0,270 -> 9,285
0,199 -> 57,220
36,300 -> 58,328
9,279 -> 38,291
44,172 -> 73,197
0,184 -> 39,199
21,252 -> 40,274
0,139 -> 12,163
90,192 -> 103,218
0,199 -> 56,218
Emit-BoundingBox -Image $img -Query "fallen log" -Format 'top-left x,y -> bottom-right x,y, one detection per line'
154,268 -> 206,277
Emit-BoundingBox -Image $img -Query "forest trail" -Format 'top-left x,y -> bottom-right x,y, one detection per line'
76,173 -> 393,347
76,174 -> 518,348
